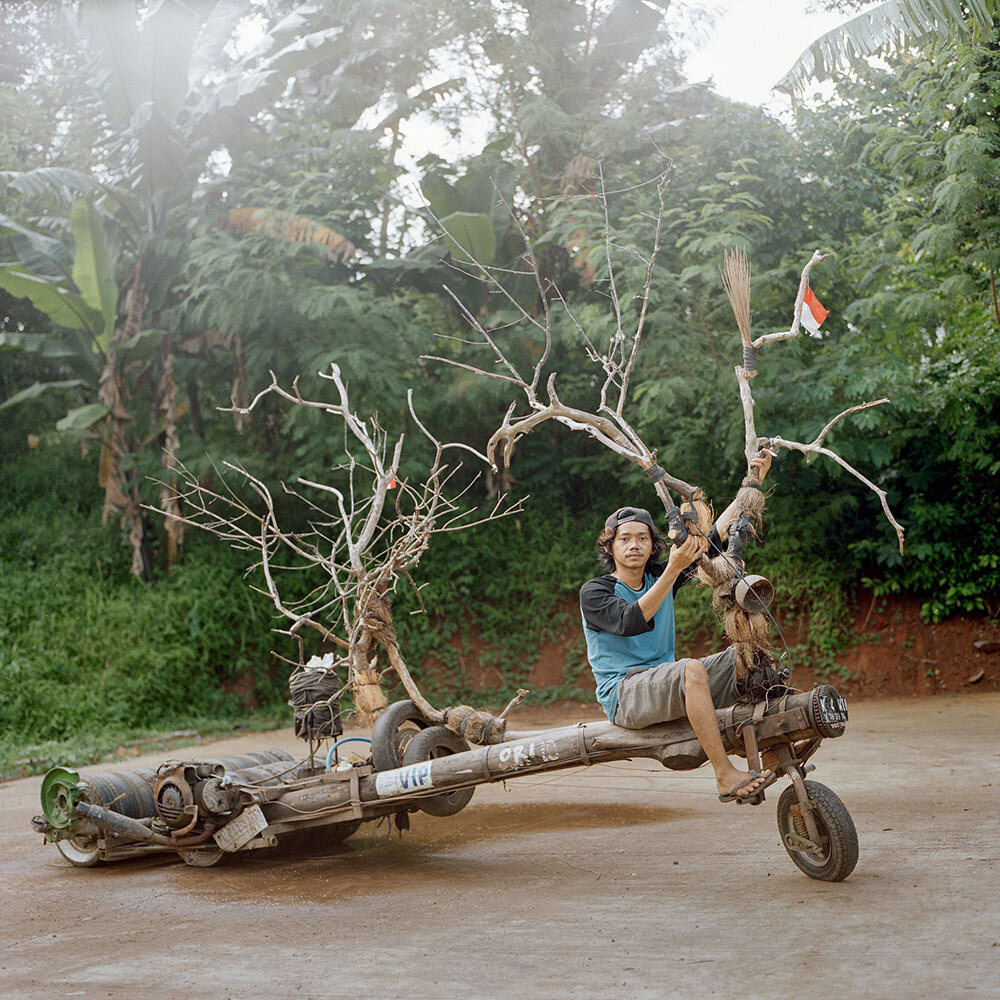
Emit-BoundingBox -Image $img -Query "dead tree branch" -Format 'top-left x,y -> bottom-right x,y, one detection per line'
434,163 -> 904,696
150,365 -> 524,734
765,399 -> 905,554
750,249 -> 832,349
723,247 -> 904,554
425,162 -> 697,511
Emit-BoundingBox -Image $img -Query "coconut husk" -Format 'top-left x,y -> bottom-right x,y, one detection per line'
353,667 -> 388,725
733,482 -> 766,523
698,553 -> 735,593
724,607 -> 769,644
443,704 -> 507,745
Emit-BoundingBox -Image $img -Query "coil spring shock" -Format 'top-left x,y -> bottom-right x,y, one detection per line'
792,805 -> 809,838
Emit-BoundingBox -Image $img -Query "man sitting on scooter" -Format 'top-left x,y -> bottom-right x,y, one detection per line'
579,451 -> 774,803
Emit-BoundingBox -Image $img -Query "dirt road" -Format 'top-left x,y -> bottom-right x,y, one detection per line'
2,694 -> 998,1000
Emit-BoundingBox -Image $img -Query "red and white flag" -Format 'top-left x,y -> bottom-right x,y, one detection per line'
801,284 -> 829,335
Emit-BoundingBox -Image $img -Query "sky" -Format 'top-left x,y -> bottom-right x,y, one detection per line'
684,0 -> 852,111
392,1 -> 858,175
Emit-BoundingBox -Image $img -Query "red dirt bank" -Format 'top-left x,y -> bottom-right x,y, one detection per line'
428,592 -> 1000,703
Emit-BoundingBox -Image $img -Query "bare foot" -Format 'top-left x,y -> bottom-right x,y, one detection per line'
717,767 -> 773,801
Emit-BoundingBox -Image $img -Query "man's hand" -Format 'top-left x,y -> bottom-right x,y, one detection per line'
637,528 -> 709,622
749,447 -> 777,484
667,531 -> 708,573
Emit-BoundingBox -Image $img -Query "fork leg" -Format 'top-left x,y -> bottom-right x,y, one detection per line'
742,724 -> 763,775
771,743 -> 824,845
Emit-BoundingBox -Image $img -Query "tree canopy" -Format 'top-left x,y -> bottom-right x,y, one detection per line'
1,0 -> 997,711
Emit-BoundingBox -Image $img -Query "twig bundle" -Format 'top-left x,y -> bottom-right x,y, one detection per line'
721,248 -> 753,346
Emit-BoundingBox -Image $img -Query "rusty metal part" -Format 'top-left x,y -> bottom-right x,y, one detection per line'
172,805 -> 200,837
153,752 -> 302,830
154,766 -> 194,828
743,720 -> 762,774
76,802 -> 216,847
791,738 -> 821,766
787,768 -> 822,846
783,828 -> 823,856
195,778 -> 236,815
792,807 -> 809,839
734,574 -> 775,613
178,846 -> 226,867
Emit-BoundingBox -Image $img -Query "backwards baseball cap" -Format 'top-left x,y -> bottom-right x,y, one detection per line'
604,506 -> 656,534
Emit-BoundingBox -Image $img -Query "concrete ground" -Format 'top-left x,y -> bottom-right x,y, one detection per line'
1,693 -> 998,1000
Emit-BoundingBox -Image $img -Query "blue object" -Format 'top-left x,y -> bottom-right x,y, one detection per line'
325,736 -> 372,771
582,571 -> 675,722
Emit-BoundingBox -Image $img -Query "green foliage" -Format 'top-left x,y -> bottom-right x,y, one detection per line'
795,35 -> 1000,621
0,265 -> 102,334
390,505 -> 598,699
69,199 -> 118,349
779,0 -> 998,95
3,0 -> 1000,761
0,432 -> 283,760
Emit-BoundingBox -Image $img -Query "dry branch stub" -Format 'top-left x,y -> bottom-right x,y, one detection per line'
441,704 -> 508,744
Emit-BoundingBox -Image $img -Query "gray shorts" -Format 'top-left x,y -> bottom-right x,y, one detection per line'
613,648 -> 739,729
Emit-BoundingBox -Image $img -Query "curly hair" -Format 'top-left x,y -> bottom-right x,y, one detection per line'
596,522 -> 667,572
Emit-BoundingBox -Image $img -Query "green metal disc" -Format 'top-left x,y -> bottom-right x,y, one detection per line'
40,767 -> 83,831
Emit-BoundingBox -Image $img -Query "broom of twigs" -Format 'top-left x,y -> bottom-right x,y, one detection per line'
707,247 -> 777,689
721,248 -> 753,351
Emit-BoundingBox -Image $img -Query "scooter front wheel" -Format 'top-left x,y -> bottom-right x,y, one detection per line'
776,779 -> 858,882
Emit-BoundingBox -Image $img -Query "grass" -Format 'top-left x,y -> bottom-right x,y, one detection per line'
0,710 -> 288,782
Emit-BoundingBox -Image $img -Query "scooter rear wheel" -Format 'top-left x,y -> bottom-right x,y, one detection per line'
56,835 -> 100,867
776,780 -> 858,882
372,700 -> 431,772
401,726 -> 475,817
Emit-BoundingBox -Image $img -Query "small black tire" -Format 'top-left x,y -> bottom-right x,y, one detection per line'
271,819 -> 363,856
372,700 -> 431,772
56,835 -> 101,867
776,780 -> 858,882
178,846 -> 226,867
401,725 -> 475,817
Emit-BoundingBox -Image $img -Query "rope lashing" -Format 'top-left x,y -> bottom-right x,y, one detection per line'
742,344 -> 758,373
645,464 -> 666,484
442,705 -> 508,745
289,667 -> 343,742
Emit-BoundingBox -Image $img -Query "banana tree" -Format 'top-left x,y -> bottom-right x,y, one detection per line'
0,197 -> 127,431
0,198 -> 172,574
1,0 -> 373,573
779,0 -> 997,94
